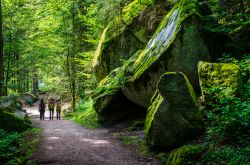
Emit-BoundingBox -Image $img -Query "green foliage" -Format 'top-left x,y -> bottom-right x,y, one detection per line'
0,129 -> 20,164
166,144 -> 204,165
0,128 -> 41,164
164,56 -> 250,165
119,135 -> 151,155
122,135 -> 141,145
205,0 -> 249,52
205,93 -> 250,145
65,99 -> 101,128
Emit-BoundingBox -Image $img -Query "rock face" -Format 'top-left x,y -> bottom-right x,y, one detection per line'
93,0 -> 222,121
145,72 -> 204,148
93,0 -> 171,82
198,61 -> 240,103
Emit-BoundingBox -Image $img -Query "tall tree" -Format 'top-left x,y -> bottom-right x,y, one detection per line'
0,0 -> 4,96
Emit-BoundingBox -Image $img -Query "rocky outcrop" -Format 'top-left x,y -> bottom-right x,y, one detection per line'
145,72 -> 204,148
23,93 -> 38,106
93,0 -> 171,81
198,61 -> 240,103
0,96 -> 31,132
93,0 -> 222,120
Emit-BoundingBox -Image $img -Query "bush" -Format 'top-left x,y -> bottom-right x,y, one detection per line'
0,128 -> 41,164
65,99 -> 101,128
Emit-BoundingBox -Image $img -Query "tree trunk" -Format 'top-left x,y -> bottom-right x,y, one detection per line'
32,67 -> 39,94
5,32 -> 12,95
0,0 -> 5,96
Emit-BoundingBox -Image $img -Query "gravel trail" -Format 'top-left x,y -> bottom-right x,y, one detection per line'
26,104 -> 161,165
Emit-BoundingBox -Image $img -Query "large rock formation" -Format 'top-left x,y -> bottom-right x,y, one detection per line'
145,72 -> 204,148
93,0 -> 171,81
93,0 -> 222,120
198,61 -> 240,103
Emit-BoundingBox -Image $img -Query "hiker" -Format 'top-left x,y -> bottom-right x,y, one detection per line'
48,98 -> 55,120
56,100 -> 62,120
39,99 -> 45,120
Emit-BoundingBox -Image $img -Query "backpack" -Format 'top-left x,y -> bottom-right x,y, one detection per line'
56,102 -> 62,111
49,102 -> 54,110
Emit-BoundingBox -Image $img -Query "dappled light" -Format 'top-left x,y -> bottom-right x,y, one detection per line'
0,0 -> 249,164
79,138 -> 109,145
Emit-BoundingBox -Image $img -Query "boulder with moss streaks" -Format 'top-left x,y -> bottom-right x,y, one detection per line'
93,0 -> 224,121
93,0 -> 171,82
145,72 -> 204,148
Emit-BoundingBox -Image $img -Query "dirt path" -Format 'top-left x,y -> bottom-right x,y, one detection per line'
26,103 -> 161,165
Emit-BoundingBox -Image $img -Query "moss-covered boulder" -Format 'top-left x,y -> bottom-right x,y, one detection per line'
93,0 -> 224,121
198,61 -> 240,103
0,95 -> 23,113
93,0 -> 171,81
23,93 -> 38,106
0,111 -> 31,132
145,72 -> 204,148
0,95 -> 31,132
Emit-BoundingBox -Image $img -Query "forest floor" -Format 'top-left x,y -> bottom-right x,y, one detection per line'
26,100 -> 161,165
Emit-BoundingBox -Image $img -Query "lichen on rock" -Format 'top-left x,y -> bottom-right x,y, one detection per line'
145,72 -> 204,148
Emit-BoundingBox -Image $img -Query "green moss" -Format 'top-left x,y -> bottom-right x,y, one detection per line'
128,0 -> 201,80
144,91 -> 163,136
181,72 -> 198,106
166,144 -> 204,165
0,111 -> 31,132
144,72 -> 204,148
134,28 -> 147,43
93,0 -> 209,118
198,61 -> 240,102
107,0 -> 153,40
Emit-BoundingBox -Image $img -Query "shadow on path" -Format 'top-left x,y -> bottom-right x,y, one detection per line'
26,103 -> 161,165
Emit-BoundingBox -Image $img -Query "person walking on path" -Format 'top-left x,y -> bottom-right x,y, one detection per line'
48,98 -> 55,120
56,99 -> 62,120
39,99 -> 46,120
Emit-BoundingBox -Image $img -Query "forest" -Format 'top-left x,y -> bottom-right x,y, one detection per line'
0,0 -> 249,164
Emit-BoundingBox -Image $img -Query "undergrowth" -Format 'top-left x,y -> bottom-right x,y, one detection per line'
65,99 -> 101,129
0,128 -> 41,164
164,55 -> 250,165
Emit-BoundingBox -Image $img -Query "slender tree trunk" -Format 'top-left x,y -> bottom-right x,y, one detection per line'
32,67 -> 39,94
71,0 -> 77,112
0,0 -> 5,96
5,32 -> 12,95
